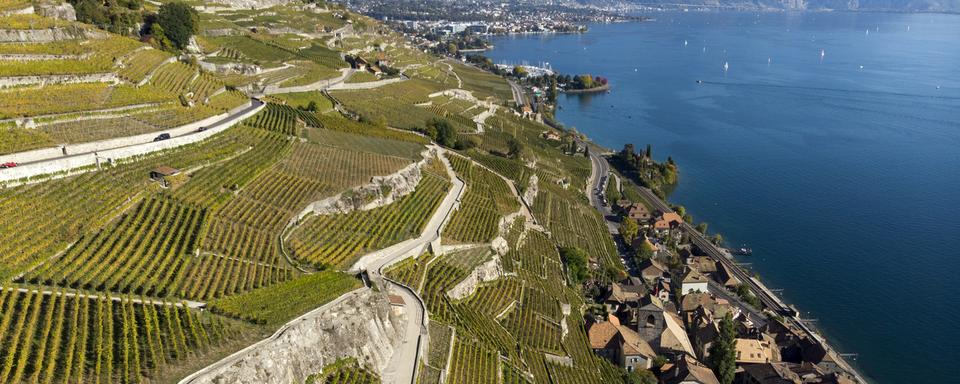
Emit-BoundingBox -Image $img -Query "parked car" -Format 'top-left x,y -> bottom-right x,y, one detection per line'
197,126 -> 208,132
153,133 -> 171,141
0,162 -> 17,169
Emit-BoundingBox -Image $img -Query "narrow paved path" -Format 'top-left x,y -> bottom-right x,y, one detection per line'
0,286 -> 205,309
350,146 -> 466,384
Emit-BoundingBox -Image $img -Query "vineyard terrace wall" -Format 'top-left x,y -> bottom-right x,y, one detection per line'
290,147 -> 435,224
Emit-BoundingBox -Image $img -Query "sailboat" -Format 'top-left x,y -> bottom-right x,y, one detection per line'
865,29 -> 870,36
684,40 -> 688,47
723,61 -> 729,74
767,57 -> 772,66
820,49 -> 825,62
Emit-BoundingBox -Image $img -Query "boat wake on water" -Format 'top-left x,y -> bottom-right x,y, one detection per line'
696,81 -> 959,100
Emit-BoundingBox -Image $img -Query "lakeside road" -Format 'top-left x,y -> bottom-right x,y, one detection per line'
584,149 -> 867,384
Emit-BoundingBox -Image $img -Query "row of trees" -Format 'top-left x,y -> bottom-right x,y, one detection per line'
70,0 -> 198,52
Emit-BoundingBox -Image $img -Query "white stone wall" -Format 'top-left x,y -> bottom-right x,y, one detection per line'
0,27 -> 105,43
0,73 -> 119,88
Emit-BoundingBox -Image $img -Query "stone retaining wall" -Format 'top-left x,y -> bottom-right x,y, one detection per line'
0,72 -> 118,88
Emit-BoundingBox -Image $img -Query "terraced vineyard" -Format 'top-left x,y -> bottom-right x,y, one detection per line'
384,253 -> 431,289
443,153 -> 519,243
0,128 -> 255,282
22,196 -> 212,298
118,48 -> 172,83
446,339 -> 499,384
0,83 -> 173,118
287,166 -> 450,268
0,288 -> 240,384
210,271 -> 360,326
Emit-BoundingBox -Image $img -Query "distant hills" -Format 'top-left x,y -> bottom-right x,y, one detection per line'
575,0 -> 960,12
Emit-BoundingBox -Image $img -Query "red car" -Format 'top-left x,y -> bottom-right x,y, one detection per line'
0,162 -> 18,169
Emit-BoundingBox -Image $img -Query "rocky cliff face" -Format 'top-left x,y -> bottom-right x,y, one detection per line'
185,289 -> 404,384
35,1 -> 76,21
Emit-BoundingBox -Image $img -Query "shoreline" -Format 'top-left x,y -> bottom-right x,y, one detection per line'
578,138 -> 869,383
561,83 -> 610,94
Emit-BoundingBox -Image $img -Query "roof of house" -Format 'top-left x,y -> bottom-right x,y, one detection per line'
628,204 -> 650,216
735,338 -> 777,364
606,283 -> 643,304
662,311 -> 695,355
681,292 -> 730,314
682,268 -> 709,285
152,166 -> 180,176
617,325 -> 656,357
664,355 -> 720,384
588,316 -> 621,350
689,256 -> 718,274
388,294 -> 405,306
638,258 -> 666,276
740,362 -> 802,384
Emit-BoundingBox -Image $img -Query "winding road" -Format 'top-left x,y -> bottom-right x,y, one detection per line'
350,147 -> 466,384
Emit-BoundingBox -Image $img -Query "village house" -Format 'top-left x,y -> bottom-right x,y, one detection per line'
388,294 -> 406,316
627,203 -> 652,222
638,258 -> 669,283
680,268 -> 710,295
150,166 -> 180,188
603,282 -> 645,313
587,314 -> 657,372
626,295 -> 695,356
662,354 -> 721,384
714,261 -> 741,288
654,211 -> 684,236
541,130 -> 561,141
688,256 -> 718,275
735,336 -> 780,364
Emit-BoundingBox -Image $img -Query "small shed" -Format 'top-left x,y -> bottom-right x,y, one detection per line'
150,166 -> 180,188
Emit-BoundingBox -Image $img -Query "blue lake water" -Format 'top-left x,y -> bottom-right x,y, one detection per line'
488,11 -> 960,383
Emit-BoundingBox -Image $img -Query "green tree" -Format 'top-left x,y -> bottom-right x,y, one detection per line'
149,23 -> 173,51
558,247 -> 589,284
645,144 -> 652,159
426,118 -> 456,147
512,65 -> 528,78
696,222 -> 709,234
158,1 -> 199,49
507,137 -> 525,160
708,313 -> 737,384
620,218 -> 639,246
446,43 -> 458,55
636,240 -> 654,262
547,75 -> 558,102
622,369 -> 657,384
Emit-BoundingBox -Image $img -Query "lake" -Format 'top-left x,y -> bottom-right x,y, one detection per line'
488,11 -> 960,383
